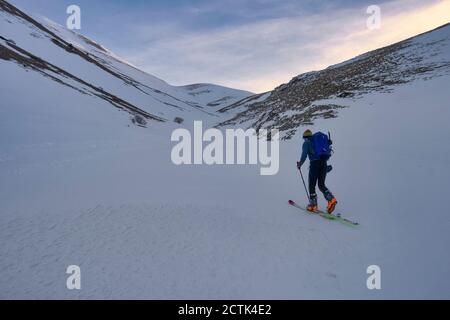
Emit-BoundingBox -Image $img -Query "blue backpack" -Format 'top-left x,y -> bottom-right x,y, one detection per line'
311,132 -> 332,160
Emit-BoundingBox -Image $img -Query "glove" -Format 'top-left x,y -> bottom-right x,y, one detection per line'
296,161 -> 302,170
327,165 -> 333,173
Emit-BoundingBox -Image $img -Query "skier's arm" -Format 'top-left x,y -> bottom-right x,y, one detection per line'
299,141 -> 308,166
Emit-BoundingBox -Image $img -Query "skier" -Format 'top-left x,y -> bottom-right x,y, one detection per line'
297,129 -> 337,214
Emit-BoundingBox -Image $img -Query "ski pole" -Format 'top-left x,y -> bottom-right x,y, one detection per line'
298,167 -> 310,201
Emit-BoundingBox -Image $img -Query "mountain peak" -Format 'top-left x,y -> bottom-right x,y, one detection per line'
218,22 -> 450,139
0,0 -> 252,133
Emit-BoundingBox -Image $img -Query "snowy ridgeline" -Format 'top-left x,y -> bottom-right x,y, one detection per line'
219,23 -> 450,139
0,0 -> 252,141
1,0 -> 450,299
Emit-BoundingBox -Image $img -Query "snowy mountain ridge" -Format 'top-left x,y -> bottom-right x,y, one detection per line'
0,0 -> 252,131
218,22 -> 450,139
2,0 -> 449,139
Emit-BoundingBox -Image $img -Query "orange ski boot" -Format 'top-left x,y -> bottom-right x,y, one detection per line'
307,194 -> 318,212
327,197 -> 337,214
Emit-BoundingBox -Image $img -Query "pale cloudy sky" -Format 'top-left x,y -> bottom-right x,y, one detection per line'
10,0 -> 450,93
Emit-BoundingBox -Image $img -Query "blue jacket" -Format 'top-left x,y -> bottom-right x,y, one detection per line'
299,138 -> 319,166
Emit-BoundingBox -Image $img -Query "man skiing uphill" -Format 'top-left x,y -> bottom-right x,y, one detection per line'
297,129 -> 337,214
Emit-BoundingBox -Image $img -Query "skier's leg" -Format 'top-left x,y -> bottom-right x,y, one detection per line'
318,160 -> 337,214
318,160 -> 333,201
308,161 -> 319,197
307,162 -> 319,211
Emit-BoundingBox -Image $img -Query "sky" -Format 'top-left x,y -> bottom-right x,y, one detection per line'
8,0 -> 450,93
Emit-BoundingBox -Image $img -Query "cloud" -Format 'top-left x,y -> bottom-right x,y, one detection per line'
117,0 -> 450,93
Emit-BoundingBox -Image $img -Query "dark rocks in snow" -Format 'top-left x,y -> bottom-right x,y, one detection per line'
132,115 -> 147,127
174,117 -> 184,124
218,23 -> 450,139
337,91 -> 355,98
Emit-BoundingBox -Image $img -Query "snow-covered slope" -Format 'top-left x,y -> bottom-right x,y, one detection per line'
1,75 -> 449,299
0,0 -> 252,144
177,83 -> 253,111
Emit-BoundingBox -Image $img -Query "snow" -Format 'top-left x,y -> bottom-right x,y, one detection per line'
1,2 -> 450,299
177,83 -> 253,111
1,76 -> 450,299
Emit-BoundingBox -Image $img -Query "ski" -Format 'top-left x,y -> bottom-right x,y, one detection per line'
288,200 -> 359,227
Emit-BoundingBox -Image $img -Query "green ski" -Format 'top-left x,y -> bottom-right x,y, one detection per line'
288,200 -> 359,227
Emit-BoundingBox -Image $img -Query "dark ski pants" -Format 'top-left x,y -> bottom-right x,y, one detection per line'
309,159 -> 333,201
